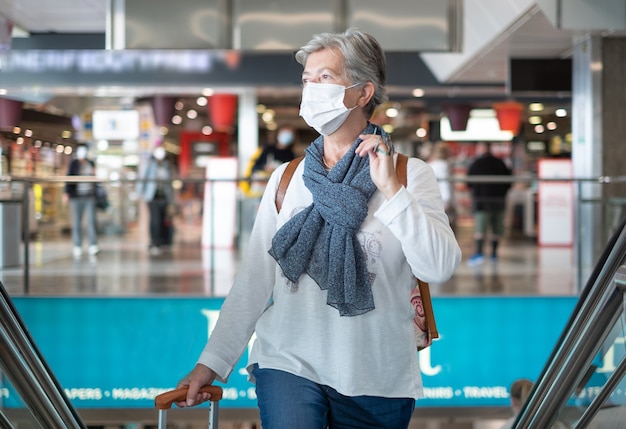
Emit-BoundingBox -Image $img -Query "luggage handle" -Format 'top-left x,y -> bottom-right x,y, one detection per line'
155,385 -> 223,410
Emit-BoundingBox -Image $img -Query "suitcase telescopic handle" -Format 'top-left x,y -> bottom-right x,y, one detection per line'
155,385 -> 223,410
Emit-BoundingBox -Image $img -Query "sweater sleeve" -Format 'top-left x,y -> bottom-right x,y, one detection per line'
196,165 -> 285,382
374,157 -> 461,283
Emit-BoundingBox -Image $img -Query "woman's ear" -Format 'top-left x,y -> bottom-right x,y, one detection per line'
358,82 -> 376,107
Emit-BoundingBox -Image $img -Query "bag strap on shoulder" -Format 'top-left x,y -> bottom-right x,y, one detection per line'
275,156 -> 304,212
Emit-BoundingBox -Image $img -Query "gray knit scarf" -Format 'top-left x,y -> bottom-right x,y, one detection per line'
268,124 -> 379,316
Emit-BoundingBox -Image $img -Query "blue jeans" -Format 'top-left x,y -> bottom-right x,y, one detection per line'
70,197 -> 97,247
252,365 -> 415,429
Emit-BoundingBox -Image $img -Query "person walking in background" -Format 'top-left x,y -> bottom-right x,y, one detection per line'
428,141 -> 456,231
137,145 -> 174,255
174,29 -> 461,429
467,141 -> 512,265
64,144 -> 99,258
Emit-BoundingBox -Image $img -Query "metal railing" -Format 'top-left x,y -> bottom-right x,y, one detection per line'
0,278 -> 86,428
515,216 -> 626,427
2,173 -> 626,294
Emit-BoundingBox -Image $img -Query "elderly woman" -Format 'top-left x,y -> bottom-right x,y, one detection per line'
176,29 -> 461,428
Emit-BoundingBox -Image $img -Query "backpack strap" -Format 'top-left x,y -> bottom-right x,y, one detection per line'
275,156 -> 304,212
275,153 -> 409,212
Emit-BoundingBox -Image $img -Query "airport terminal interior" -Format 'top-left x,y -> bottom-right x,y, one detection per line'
1,1 -> 626,428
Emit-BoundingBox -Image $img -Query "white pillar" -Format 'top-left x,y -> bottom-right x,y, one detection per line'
571,34 -> 604,287
106,0 -> 126,50
237,89 -> 259,177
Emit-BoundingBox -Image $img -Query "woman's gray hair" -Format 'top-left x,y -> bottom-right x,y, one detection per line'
295,28 -> 387,117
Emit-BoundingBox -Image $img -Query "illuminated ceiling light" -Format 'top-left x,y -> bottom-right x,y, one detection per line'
529,116 -> 542,125
56,145 -> 64,153
159,127 -> 169,135
24,129 -> 33,137
529,103 -> 544,112
382,124 -> 395,134
385,107 -> 399,118
171,115 -> 182,125
13,126 -> 20,134
546,121 -> 557,130
61,130 -> 72,139
202,126 -> 213,135
555,108 -> 568,117
534,124 -> 545,133
175,101 -> 184,110
202,88 -> 214,97
416,128 -> 427,138
34,140 -> 42,148
16,137 -> 24,145
262,110 -> 275,123
412,88 -> 425,97
470,108 -> 497,118
256,104 -> 267,113
196,96 -> 207,107
186,109 -> 198,119
64,146 -> 72,155
527,141 -> 545,152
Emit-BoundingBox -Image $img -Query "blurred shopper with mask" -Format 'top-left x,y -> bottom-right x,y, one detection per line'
64,144 -> 99,257
251,125 -> 297,175
138,145 -> 174,255
241,125 -> 297,198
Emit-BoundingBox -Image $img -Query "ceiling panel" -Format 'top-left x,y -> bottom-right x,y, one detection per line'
0,0 -> 107,33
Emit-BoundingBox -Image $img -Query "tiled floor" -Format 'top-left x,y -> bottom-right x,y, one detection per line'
0,223 -> 578,298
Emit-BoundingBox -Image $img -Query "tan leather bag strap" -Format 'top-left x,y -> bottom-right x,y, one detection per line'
397,153 -> 438,340
275,156 -> 304,212
418,279 -> 439,340
395,153 -> 408,187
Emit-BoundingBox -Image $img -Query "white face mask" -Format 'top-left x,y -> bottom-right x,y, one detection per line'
277,129 -> 294,146
299,82 -> 359,136
153,147 -> 166,161
76,146 -> 88,160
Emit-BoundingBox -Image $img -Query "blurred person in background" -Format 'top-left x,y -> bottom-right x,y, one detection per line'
467,141 -> 511,265
428,141 -> 456,231
502,378 -> 570,429
501,378 -> 533,429
241,125 -> 298,198
251,125 -> 297,175
137,145 -> 175,255
64,144 -> 99,258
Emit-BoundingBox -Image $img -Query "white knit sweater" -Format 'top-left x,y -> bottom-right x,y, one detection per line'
198,155 -> 461,399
